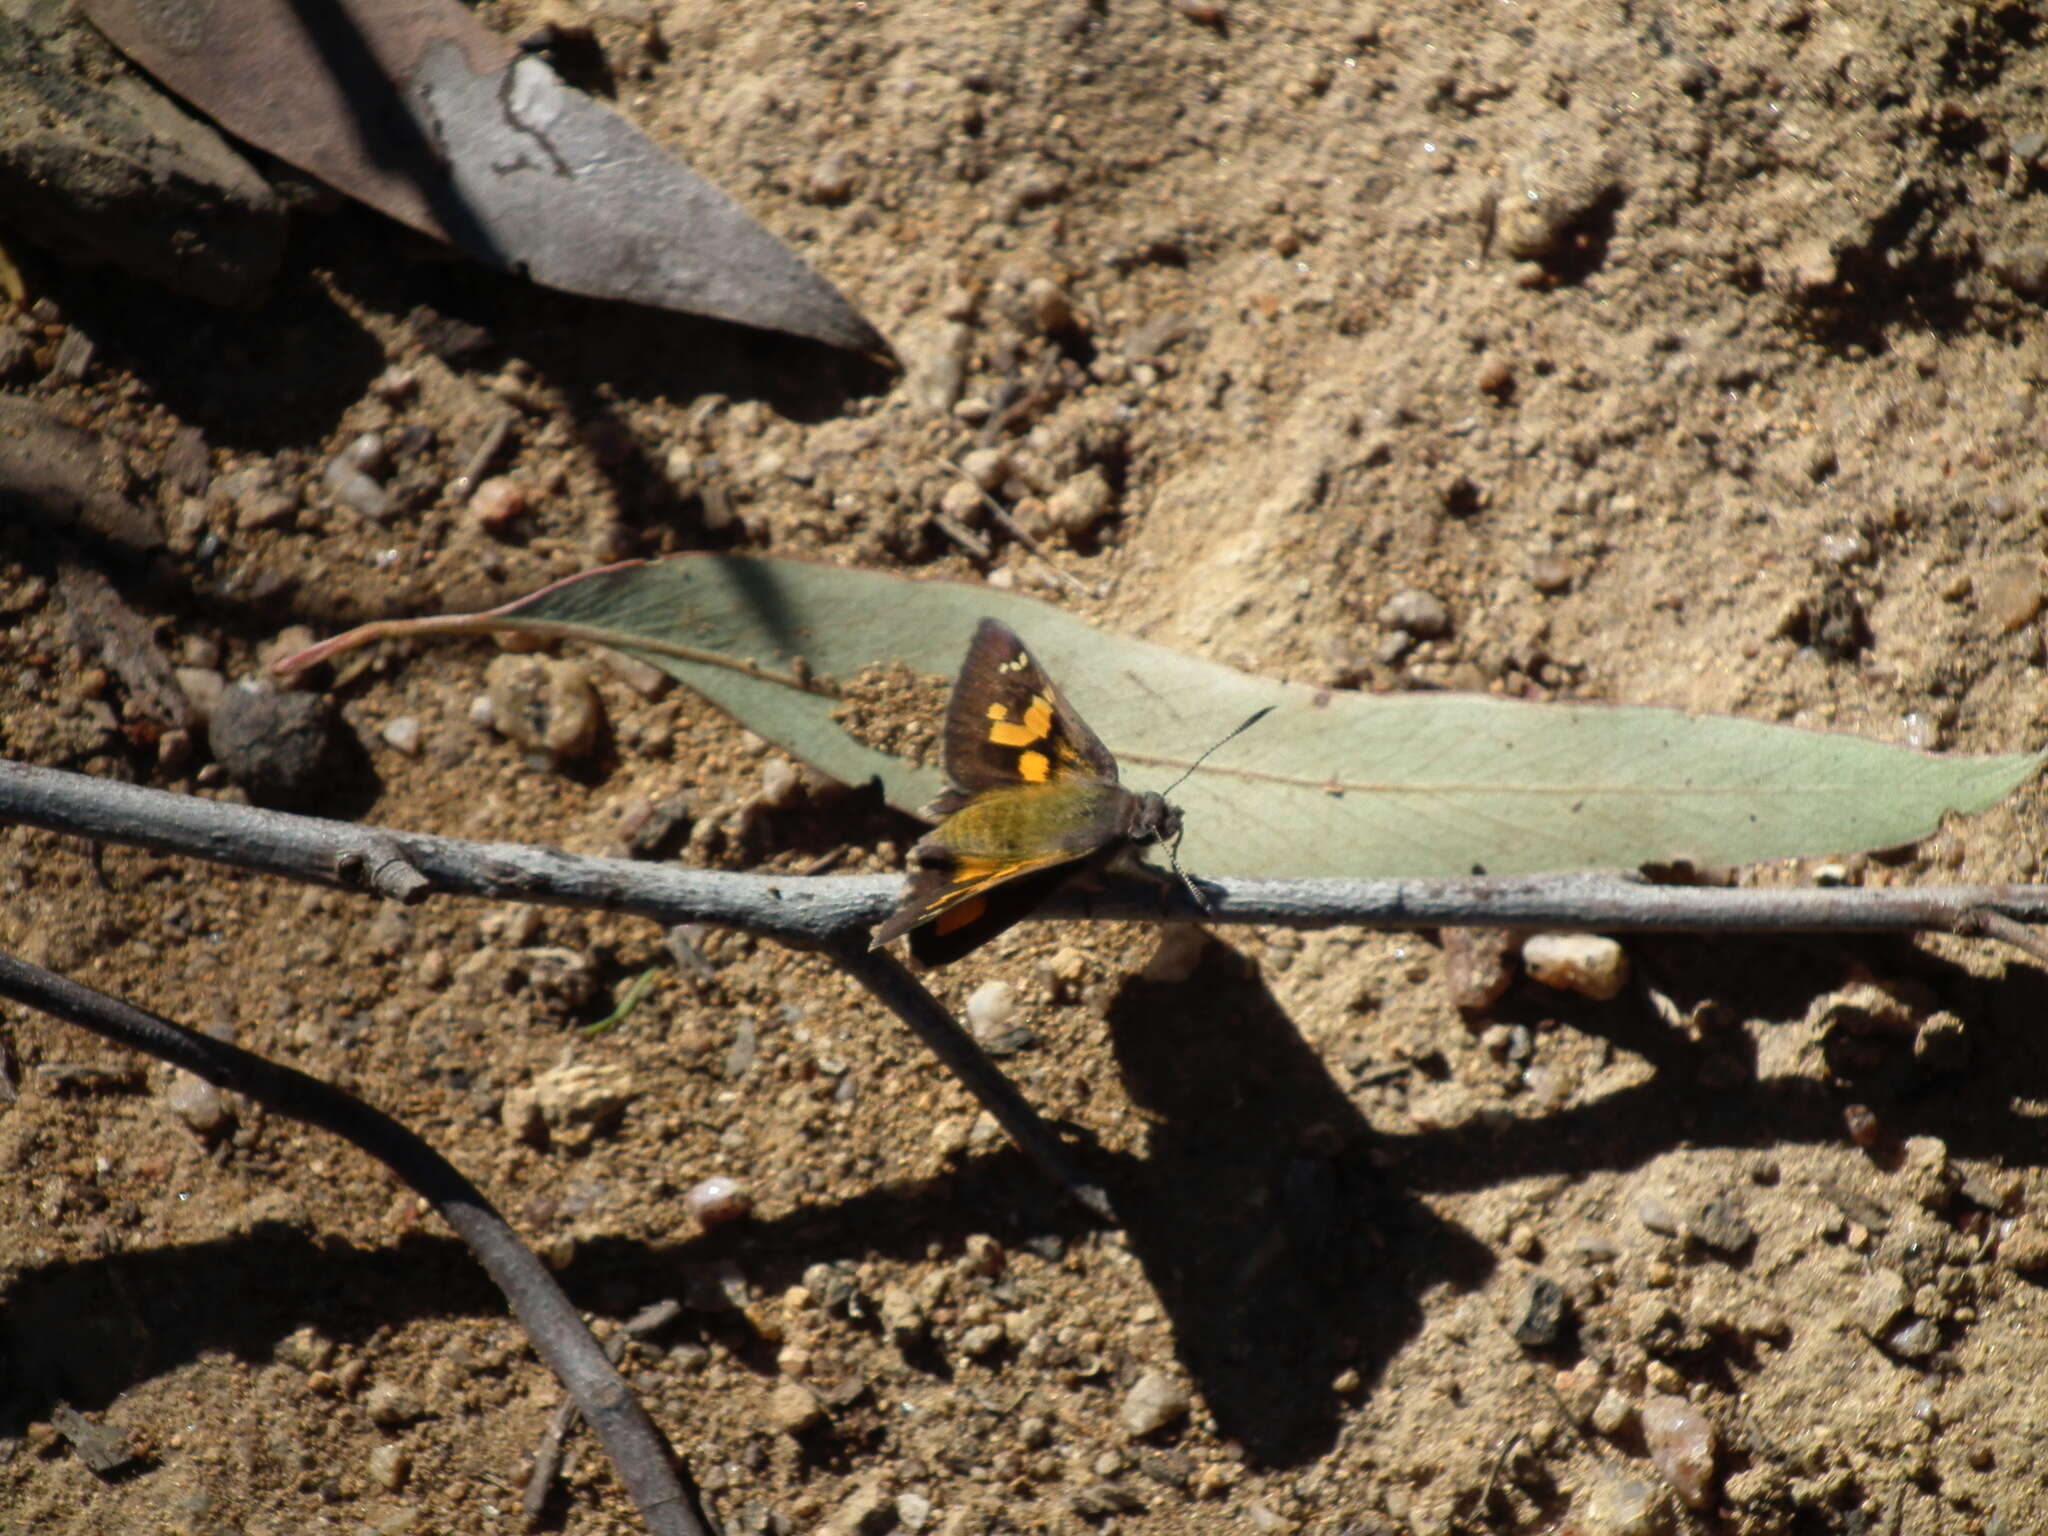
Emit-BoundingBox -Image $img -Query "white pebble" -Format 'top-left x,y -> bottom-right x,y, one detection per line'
686,1175 -> 753,1229
760,758 -> 802,808
1522,933 -> 1629,1000
1377,588 -> 1451,638
363,1383 -> 421,1427
163,1072 -> 233,1137
965,980 -> 1017,1041
960,447 -> 1011,491
367,1443 -> 410,1491
1141,927 -> 1209,984
468,476 -> 528,536
343,431 -> 388,475
1047,468 -> 1114,539
380,716 -> 423,756
1119,1369 -> 1191,1437
1641,1394 -> 1715,1508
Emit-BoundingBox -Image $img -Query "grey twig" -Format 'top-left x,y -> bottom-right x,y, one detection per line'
0,949 -> 712,1536
10,758 -> 2048,943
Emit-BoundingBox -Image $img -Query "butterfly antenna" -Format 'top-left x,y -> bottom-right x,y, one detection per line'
1159,705 -> 1273,916
1159,705 -> 1275,799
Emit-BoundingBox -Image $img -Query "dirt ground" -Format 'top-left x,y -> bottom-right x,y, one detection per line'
9,0 -> 2048,1531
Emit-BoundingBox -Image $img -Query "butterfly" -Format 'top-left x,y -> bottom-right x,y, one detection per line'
870,618 -> 1184,966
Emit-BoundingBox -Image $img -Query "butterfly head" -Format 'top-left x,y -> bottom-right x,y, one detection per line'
1127,790 -> 1181,847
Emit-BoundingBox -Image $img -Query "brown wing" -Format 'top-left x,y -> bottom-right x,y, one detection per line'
940,619 -> 1119,792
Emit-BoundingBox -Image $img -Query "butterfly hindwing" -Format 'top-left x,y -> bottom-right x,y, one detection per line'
907,861 -> 1083,966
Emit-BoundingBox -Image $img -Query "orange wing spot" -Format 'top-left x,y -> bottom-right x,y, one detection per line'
935,896 -> 987,936
1018,750 -> 1051,783
989,719 -> 1041,747
1024,697 -> 1055,736
985,702 -> 1011,722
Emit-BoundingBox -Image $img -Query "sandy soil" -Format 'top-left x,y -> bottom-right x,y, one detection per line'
7,0 -> 2048,1532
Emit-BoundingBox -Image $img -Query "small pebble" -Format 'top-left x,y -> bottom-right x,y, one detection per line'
1997,1220 -> 2048,1273
521,1058 -> 632,1145
879,1284 -> 927,1348
162,1073 -> 234,1138
965,980 -> 1018,1042
1522,933 -> 1628,1000
1982,563 -> 2043,633
343,432 -> 388,475
685,1175 -> 753,1230
363,1383 -> 422,1427
380,716 -> 423,756
367,1443 -> 410,1492
1142,927 -> 1209,984
768,1380 -> 824,1434
1885,1317 -> 1941,1359
1527,552 -> 1574,593
1848,1268 -> 1911,1339
370,366 -> 418,402
1475,356 -> 1515,397
1843,1102 -> 1885,1149
1442,927 -> 1515,1010
960,447 -> 1010,492
501,1085 -> 545,1145
1641,1395 -> 1715,1508
759,758 -> 802,808
1568,1467 -> 1670,1536
806,151 -> 859,204
1635,1190 -> 1682,1236
1590,1389 -> 1635,1438
208,685 -> 345,808
172,667 -> 227,725
485,654 -> 603,765
1022,277 -> 1074,334
469,476 -> 529,536
275,1327 -> 334,1372
1406,1083 -> 1474,1132
958,1322 -> 1006,1358
1508,1273 -> 1569,1348
1119,1369 -> 1192,1438
1377,587 -> 1451,638
940,478 -> 986,523
1047,468 -> 1115,541
895,1493 -> 933,1533
324,458 -> 391,521
1688,1197 -> 1754,1255
1553,1365 -> 1603,1424
905,318 -> 973,415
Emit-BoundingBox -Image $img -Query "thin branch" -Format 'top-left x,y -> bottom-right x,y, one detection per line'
825,936 -> 1114,1219
9,759 -> 2048,945
0,950 -> 714,1536
1961,907 -> 2048,968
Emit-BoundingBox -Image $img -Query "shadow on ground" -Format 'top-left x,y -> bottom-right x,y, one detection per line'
8,932 -> 2047,1469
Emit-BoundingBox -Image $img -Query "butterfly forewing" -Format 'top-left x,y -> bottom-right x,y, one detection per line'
942,619 -> 1119,791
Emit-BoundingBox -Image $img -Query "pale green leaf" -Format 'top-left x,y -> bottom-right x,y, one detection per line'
285,556 -> 2046,879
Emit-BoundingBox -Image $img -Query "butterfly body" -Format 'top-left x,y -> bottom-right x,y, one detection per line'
871,619 -> 1181,966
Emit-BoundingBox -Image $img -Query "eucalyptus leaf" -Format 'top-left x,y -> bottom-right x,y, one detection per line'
284,556 -> 2046,880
